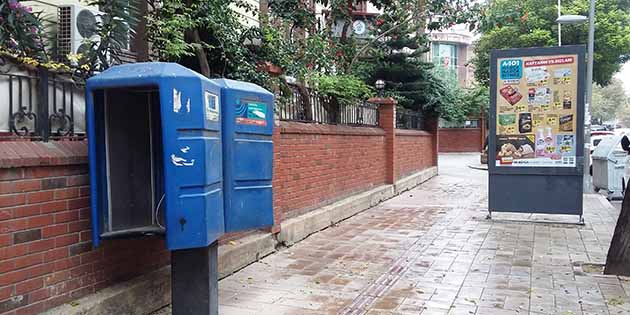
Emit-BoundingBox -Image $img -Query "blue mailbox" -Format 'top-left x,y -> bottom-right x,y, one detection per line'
86,63 -> 224,250
212,79 -> 274,232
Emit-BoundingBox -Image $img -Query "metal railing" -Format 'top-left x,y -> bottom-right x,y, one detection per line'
1,66 -> 85,141
278,83 -> 379,127
396,108 -> 425,130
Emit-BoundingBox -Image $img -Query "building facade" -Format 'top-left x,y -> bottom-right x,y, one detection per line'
429,26 -> 487,153
428,27 -> 475,88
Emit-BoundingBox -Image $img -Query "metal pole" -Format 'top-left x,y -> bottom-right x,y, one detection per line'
37,68 -> 50,141
584,0 -> 595,193
557,0 -> 562,46
171,243 -> 219,315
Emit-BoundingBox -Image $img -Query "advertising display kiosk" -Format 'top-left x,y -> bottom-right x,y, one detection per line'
488,45 -> 586,221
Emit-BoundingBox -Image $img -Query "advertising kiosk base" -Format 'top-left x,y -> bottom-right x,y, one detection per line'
488,174 -> 584,224
171,243 -> 219,315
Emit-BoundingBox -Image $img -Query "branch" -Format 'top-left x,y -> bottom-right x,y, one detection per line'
348,15 -> 415,71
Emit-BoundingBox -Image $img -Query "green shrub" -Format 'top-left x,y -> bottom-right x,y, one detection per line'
311,74 -> 374,106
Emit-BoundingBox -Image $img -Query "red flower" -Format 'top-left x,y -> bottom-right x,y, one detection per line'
336,51 -> 343,57
376,19 -> 384,26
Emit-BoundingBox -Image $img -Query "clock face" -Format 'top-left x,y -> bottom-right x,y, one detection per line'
352,20 -> 366,35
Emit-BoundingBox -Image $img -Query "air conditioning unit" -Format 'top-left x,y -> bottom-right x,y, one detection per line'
57,4 -> 105,58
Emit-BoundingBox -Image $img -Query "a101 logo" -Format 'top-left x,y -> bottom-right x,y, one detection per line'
501,60 -> 521,67
500,59 -> 523,80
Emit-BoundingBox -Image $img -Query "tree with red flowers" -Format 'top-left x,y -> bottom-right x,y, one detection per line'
0,0 -> 47,59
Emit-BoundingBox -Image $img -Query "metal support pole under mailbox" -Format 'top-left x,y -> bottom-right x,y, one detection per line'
171,242 -> 219,315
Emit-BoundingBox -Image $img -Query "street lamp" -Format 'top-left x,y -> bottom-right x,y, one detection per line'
556,14 -> 589,47
556,14 -> 589,24
375,79 -> 385,97
556,0 -> 595,193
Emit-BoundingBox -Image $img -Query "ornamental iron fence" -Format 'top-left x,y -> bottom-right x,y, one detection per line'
278,83 -> 379,127
0,64 -> 85,141
396,108 -> 425,130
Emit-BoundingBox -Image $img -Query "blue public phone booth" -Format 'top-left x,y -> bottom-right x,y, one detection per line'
212,79 -> 275,233
86,64 -> 276,315
86,63 -> 224,251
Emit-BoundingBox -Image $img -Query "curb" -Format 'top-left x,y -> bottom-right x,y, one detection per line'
278,167 -> 437,246
468,164 -> 488,171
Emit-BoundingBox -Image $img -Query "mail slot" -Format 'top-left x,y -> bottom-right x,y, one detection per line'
212,79 -> 274,232
86,63 -> 224,250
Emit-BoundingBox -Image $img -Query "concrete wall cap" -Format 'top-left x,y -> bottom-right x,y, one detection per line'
367,97 -> 397,105
0,140 -> 88,168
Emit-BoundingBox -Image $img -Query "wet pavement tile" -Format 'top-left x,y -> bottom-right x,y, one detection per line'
154,154 -> 629,315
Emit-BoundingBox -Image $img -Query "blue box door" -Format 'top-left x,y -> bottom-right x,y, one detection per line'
214,79 -> 274,232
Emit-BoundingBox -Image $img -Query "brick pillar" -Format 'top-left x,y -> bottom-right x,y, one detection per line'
425,115 -> 439,167
371,97 -> 397,184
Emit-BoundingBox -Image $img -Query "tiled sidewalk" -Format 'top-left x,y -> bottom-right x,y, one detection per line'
159,154 -> 629,315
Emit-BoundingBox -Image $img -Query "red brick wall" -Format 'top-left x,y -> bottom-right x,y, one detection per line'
395,130 -> 434,179
273,121 -> 387,219
0,142 -> 169,315
438,128 -> 482,153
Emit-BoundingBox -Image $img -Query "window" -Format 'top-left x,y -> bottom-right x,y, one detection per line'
354,1 -> 368,11
432,43 -> 458,68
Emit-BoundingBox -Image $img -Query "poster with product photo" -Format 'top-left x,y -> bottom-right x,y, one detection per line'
494,52 -> 579,167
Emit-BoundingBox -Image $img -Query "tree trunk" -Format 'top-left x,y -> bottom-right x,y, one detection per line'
604,189 -> 630,276
183,0 -> 210,77
416,0 -> 426,36
191,30 -> 210,77
296,83 -> 312,121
